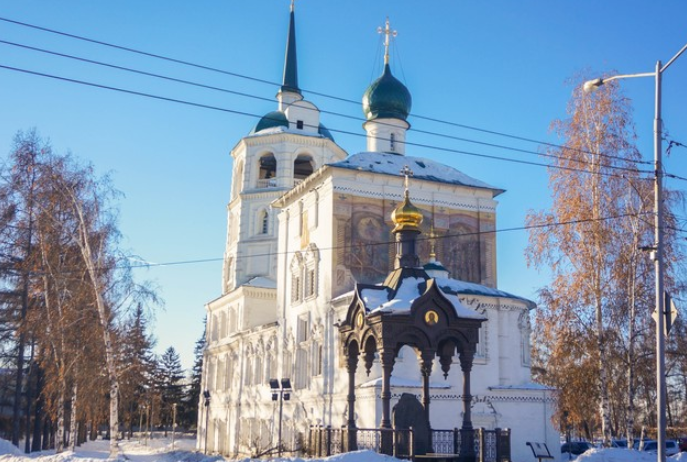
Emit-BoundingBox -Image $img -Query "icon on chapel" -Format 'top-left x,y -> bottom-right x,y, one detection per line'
424,310 -> 439,326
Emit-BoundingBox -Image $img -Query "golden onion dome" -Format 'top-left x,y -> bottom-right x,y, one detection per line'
391,190 -> 423,233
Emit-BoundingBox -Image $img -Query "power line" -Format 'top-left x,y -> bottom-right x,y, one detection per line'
1,210 -> 655,274
124,211 -> 650,270
0,15 -> 654,167
0,63 -> 657,181
0,39 -> 652,176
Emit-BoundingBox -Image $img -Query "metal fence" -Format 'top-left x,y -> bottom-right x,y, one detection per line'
307,426 -> 510,462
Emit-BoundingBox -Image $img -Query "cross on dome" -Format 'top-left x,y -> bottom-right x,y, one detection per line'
400,165 -> 413,192
377,17 -> 397,65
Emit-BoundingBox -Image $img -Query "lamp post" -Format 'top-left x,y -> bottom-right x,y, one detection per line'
203,390 -> 211,454
269,378 -> 292,457
171,403 -> 177,451
583,41 -> 687,462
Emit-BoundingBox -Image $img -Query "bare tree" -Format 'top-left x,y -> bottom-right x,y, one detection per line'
527,73 -> 652,444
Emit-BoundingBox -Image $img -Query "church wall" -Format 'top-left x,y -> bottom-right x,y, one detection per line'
329,170 -> 498,299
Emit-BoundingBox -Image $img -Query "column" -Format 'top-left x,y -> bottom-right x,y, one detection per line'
380,351 -> 395,455
346,349 -> 359,451
459,350 -> 475,462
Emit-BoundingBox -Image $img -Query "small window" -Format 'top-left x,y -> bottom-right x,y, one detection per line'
297,317 -> 309,343
297,120 -> 304,130
390,133 -> 396,152
260,210 -> 269,234
305,267 -> 316,298
292,274 -> 302,302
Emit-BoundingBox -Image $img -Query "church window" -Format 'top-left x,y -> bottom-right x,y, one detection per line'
294,348 -> 308,389
390,133 -> 396,152
291,253 -> 304,304
216,356 -> 225,389
304,244 -> 319,299
292,273 -> 302,303
305,267 -> 316,298
294,155 -> 314,182
259,209 -> 269,234
258,153 -> 277,187
297,316 -> 309,343
296,120 -> 304,129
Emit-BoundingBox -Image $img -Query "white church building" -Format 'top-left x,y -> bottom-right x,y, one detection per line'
199,6 -> 558,461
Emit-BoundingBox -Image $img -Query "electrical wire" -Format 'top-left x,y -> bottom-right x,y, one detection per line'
123,211 -> 651,269
0,39 -> 652,175
0,15 -> 654,167
0,211 -> 659,273
0,63 -> 656,181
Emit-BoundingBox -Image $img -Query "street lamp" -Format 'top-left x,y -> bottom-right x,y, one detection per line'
269,378 -> 292,457
171,403 -> 177,451
203,390 -> 211,455
583,41 -> 687,462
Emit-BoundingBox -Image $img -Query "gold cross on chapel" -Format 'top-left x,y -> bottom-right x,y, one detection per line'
400,165 -> 413,191
377,17 -> 397,65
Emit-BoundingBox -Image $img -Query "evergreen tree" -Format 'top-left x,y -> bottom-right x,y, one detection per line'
118,304 -> 157,437
157,346 -> 185,432
184,323 -> 206,429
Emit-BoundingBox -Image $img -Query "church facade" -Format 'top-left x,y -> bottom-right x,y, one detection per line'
199,7 -> 558,461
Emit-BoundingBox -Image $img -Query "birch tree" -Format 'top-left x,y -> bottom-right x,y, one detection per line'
527,74 -> 650,444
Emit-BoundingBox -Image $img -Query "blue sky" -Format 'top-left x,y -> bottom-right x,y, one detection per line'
1,1 -> 686,369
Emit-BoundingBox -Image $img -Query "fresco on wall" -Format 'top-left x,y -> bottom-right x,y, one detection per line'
332,195 -> 495,296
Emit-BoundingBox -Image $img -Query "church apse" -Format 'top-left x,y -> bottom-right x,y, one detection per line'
332,194 -> 496,296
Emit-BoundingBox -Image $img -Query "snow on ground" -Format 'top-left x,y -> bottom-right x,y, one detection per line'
1,437 -> 685,462
0,436 -> 401,462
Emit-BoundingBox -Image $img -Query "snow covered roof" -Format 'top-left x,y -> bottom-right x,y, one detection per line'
434,277 -> 536,309
329,151 -> 503,195
359,273 -> 486,320
245,124 -> 334,141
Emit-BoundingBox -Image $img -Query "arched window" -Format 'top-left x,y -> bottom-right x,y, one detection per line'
259,209 -> 269,234
258,153 -> 277,187
390,133 -> 396,152
294,154 -> 314,183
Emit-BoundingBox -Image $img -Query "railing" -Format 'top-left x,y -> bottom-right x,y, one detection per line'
307,426 -> 510,462
307,426 -> 414,459
256,178 -> 278,188
255,178 -> 305,189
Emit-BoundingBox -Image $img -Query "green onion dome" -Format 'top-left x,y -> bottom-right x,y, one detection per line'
362,64 -> 412,122
250,111 -> 289,134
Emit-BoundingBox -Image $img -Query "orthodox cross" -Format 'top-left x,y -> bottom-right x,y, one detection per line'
377,17 -> 397,65
400,165 -> 413,192
429,224 -> 437,259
